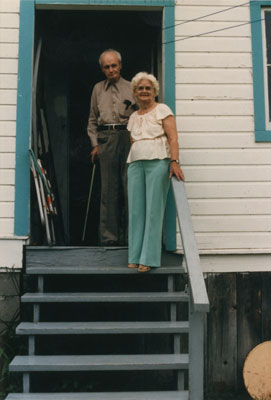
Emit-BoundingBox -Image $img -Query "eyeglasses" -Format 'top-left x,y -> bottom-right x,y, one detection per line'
137,86 -> 152,91
103,63 -> 118,70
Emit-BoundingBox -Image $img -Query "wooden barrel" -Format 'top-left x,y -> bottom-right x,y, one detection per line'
243,341 -> 271,400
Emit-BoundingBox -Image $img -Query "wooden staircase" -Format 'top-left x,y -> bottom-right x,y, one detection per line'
6,180 -> 209,400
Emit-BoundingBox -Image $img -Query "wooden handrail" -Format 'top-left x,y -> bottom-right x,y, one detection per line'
172,178 -> 209,313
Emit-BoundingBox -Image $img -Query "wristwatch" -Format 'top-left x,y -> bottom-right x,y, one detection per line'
171,159 -> 180,165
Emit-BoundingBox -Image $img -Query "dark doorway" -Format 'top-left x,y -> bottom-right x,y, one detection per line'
31,9 -> 162,246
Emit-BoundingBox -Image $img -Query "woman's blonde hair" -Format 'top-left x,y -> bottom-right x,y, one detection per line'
131,72 -> 159,96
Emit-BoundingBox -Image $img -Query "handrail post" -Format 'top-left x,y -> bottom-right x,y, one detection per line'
189,294 -> 205,400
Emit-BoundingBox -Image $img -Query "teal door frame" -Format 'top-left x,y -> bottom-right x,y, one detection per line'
15,0 -> 177,250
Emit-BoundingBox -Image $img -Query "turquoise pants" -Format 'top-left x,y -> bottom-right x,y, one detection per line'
128,159 -> 170,267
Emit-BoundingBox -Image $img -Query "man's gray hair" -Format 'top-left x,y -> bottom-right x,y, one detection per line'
131,72 -> 159,96
99,49 -> 122,67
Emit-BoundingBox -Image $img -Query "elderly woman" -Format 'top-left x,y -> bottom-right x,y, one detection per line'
127,72 -> 185,272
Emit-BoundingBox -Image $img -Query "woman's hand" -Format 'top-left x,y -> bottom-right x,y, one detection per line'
169,162 -> 185,181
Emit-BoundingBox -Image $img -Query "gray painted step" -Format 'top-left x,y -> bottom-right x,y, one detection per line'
16,321 -> 189,335
6,391 -> 189,400
21,292 -> 188,303
26,266 -> 183,275
25,247 -> 184,274
9,354 -> 189,372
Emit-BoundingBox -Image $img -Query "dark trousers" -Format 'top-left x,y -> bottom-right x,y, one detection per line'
98,129 -> 130,245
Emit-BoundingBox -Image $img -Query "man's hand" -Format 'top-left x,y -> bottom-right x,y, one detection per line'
91,146 -> 99,163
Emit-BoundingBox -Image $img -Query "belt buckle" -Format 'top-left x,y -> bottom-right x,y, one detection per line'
112,124 -> 117,130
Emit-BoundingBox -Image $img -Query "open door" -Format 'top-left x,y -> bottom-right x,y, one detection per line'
30,9 -> 162,246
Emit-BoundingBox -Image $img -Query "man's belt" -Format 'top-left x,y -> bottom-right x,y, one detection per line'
97,124 -> 127,131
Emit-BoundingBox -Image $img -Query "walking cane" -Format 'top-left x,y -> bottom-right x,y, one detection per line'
82,163 -> 96,241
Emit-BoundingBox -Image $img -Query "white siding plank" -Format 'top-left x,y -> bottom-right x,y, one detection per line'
200,254 -> 271,273
0,89 -> 17,104
175,6 -> 249,22
176,53 -> 252,68
176,69 -> 252,84
189,199 -> 271,215
177,100 -> 253,116
0,202 -> 13,218
0,169 -> 14,185
0,74 -> 17,89
0,218 -> 13,235
176,1 -> 248,6
176,84 -> 253,100
0,105 -> 16,120
179,133 -> 268,149
183,166 -> 271,182
186,183 -> 271,199
0,185 -> 14,202
0,121 -> 16,136
192,216 -> 271,232
0,154 -> 15,168
177,232 -> 271,250
181,149 -> 271,165
0,59 -> 18,74
0,28 -> 19,43
0,137 -> 15,152
175,37 -> 251,52
0,43 -> 18,58
175,21 -> 251,38
178,233 -> 271,250
0,0 -> 19,13
177,116 -> 253,132
0,13 -> 19,29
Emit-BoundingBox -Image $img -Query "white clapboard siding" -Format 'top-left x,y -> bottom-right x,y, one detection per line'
0,202 -> 13,218
0,28 -> 19,43
0,185 -> 14,202
176,84 -> 253,100
177,233 -> 271,250
177,116 -> 254,132
179,133 -> 271,149
175,21 -> 251,38
175,37 -> 252,52
185,182 -> 271,199
0,59 -> 18,74
0,169 -> 14,185
176,69 -> 252,84
0,74 -> 17,89
183,166 -> 271,182
0,137 -> 15,152
176,100 -> 253,116
0,121 -> 16,136
0,0 -> 19,13
175,5 -> 249,22
189,199 -> 271,215
0,13 -> 19,29
176,53 -> 252,69
0,43 -> 18,58
176,0 -> 249,7
0,154 -> 15,169
0,218 -> 13,235
0,105 -> 16,121
0,89 -> 17,105
181,149 -> 271,165
191,216 -> 271,232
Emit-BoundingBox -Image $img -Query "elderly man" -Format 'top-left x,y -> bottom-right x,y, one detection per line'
87,49 -> 136,246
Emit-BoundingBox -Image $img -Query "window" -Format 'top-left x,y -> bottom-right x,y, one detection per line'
250,1 -> 271,141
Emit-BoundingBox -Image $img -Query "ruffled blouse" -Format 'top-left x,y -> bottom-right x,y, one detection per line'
126,103 -> 173,164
